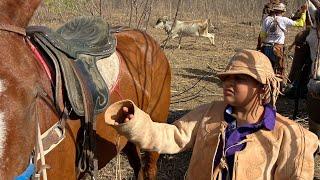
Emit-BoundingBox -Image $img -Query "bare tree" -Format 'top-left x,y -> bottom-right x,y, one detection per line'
162,0 -> 182,49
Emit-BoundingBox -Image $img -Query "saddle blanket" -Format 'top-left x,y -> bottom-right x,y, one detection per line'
97,51 -> 121,91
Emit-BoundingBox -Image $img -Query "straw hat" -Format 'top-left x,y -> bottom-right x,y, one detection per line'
217,49 -> 281,106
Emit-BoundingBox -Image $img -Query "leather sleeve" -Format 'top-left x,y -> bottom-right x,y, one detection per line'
106,102 -> 212,154
274,123 -> 318,179
293,12 -> 306,27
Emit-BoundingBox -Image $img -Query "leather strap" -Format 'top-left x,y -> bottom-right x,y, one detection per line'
0,24 -> 26,36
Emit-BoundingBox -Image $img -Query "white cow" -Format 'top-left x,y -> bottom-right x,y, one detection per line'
154,16 -> 215,49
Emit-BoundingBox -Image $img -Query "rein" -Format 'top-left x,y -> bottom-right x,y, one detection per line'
0,23 -> 68,180
16,87 -> 68,180
0,24 -> 26,36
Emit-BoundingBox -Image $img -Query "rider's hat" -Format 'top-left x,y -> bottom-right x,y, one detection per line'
217,49 -> 281,107
271,3 -> 286,12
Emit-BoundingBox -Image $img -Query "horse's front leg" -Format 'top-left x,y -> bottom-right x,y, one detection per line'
143,151 -> 160,180
123,143 -> 159,180
122,142 -> 144,179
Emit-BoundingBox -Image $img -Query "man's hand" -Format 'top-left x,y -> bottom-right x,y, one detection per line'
300,3 -> 307,13
111,105 -> 134,125
122,106 -> 134,123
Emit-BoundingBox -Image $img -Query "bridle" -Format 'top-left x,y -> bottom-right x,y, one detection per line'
0,24 -> 26,36
0,24 -> 67,180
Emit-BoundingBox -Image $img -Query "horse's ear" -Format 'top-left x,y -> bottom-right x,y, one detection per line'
308,0 -> 318,24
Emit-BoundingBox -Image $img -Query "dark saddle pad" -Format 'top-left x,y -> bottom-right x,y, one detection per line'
27,16 -> 117,116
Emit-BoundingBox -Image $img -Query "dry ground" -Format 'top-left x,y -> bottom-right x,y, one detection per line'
30,7 -> 320,179
93,16 -> 320,179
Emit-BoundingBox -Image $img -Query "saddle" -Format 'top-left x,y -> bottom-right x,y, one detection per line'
27,16 -> 116,116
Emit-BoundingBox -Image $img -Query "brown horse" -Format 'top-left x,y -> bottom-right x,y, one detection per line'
288,0 -> 320,138
285,29 -> 311,119
0,0 -> 171,179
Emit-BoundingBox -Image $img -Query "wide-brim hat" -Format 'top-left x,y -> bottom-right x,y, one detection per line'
217,49 -> 279,84
217,49 -> 281,106
271,3 -> 286,12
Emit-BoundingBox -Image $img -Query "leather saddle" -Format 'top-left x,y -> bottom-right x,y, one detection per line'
27,16 -> 117,116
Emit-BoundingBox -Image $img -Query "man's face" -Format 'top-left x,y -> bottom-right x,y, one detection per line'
222,74 -> 261,107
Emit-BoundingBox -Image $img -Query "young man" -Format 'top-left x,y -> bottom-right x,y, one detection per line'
257,0 -> 288,50
105,49 -> 319,180
259,2 -> 306,89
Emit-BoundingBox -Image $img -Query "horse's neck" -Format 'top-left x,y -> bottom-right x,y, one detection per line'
307,27 -> 320,78
0,0 -> 40,27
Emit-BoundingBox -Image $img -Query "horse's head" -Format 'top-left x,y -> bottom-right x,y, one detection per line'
307,0 -> 319,26
0,0 -> 42,178
0,0 -> 41,27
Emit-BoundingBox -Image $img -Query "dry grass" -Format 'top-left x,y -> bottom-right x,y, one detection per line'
32,1 -> 319,179
35,0 -> 306,28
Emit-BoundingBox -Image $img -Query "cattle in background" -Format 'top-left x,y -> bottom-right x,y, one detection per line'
154,16 -> 215,49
